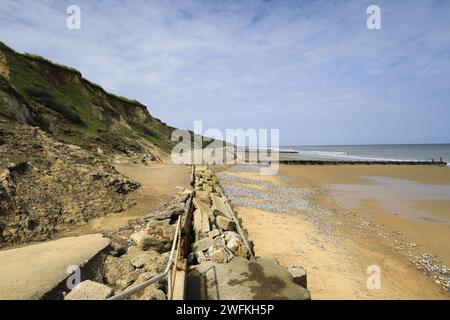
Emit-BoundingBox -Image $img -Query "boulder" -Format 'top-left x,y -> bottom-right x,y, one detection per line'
195,250 -> 207,264
191,237 -> 214,253
177,189 -> 192,203
130,253 -> 157,269
108,241 -> 126,257
116,269 -> 144,289
103,256 -> 135,285
209,247 -> 229,264
193,205 -> 211,240
129,222 -> 175,253
187,252 -> 196,264
129,231 -> 153,250
223,231 -> 241,243
64,280 -> 113,300
216,216 -> 236,231
193,209 -> 203,241
138,284 -> 166,300
193,198 -> 214,221
288,266 -> 308,289
208,236 -> 226,252
208,229 -> 221,238
235,244 -> 250,258
196,190 -> 211,205
154,204 -> 185,221
130,273 -> 166,300
211,194 -> 234,219
226,237 -> 242,254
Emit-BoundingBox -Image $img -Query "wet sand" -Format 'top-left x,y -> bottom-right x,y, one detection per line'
281,165 -> 450,266
219,164 -> 450,299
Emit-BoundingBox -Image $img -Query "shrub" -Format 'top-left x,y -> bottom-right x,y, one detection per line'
25,86 -> 83,124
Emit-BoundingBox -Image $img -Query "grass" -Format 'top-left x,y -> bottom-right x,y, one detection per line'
0,40 -> 215,155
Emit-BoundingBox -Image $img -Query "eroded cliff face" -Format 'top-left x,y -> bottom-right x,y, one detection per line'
0,119 -> 141,247
0,50 -> 9,80
0,41 -> 181,247
0,41 -> 175,157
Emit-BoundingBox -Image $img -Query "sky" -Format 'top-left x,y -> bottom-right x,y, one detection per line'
0,0 -> 449,146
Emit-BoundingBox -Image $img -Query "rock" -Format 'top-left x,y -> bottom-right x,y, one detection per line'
177,188 -> 192,203
195,250 -> 207,264
130,253 -> 156,268
116,269 -> 144,289
132,271 -> 158,286
64,280 -> 113,300
193,205 -> 210,240
211,194 -> 234,219
107,177 -> 140,194
146,222 -> 176,252
154,204 -> 185,221
288,266 -> 307,289
192,237 -> 214,253
223,231 -> 241,243
129,231 -> 153,250
208,229 -> 221,238
235,244 -> 250,258
130,222 -> 175,253
193,209 -> 203,241
196,190 -> 211,205
129,252 -> 167,274
193,198 -> 214,221
103,256 -> 135,285
226,237 -> 242,254
209,247 -> 229,264
7,161 -> 29,174
109,241 -> 126,257
137,284 -> 166,300
216,216 -> 236,231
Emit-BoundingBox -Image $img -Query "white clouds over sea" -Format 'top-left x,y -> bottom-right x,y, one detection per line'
1,0 -> 449,145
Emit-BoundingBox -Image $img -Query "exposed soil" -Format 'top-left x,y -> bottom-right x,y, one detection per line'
0,119 -> 140,247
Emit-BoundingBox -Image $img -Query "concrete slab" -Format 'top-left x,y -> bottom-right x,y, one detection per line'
187,257 -> 311,300
211,194 -> 233,219
0,234 -> 110,300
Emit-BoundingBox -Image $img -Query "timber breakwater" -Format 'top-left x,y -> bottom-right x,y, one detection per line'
265,160 -> 448,166
58,165 -> 311,300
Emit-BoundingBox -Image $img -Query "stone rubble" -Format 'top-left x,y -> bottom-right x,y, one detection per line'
63,183 -> 194,300
64,165 -> 310,299
64,280 -> 113,300
190,166 -> 252,265
188,166 -> 310,297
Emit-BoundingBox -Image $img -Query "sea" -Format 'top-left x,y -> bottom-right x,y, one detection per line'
281,144 -> 450,164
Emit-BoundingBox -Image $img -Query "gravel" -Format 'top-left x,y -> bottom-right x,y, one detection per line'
217,167 -> 340,243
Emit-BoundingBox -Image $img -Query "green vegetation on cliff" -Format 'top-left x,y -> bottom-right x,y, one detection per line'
0,41 -> 175,155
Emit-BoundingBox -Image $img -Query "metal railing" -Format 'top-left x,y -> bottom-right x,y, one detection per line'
108,165 -> 195,300
107,216 -> 182,300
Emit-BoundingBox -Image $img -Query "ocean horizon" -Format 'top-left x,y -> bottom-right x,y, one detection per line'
280,143 -> 450,164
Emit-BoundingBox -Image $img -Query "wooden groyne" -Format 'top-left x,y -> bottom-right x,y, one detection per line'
259,160 -> 448,166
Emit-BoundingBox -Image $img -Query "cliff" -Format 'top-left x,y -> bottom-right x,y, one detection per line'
0,41 -> 175,157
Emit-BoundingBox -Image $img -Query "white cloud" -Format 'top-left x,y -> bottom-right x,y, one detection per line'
1,0 -> 449,144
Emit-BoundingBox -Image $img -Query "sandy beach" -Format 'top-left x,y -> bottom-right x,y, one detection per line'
217,164 -> 450,299
62,163 -> 190,237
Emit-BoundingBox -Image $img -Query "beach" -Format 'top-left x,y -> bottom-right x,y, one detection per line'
217,164 -> 450,299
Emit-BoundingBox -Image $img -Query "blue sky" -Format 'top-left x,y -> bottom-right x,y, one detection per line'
1,0 -> 449,145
